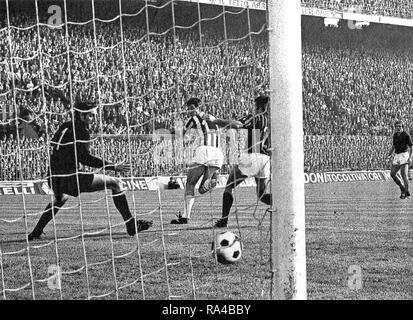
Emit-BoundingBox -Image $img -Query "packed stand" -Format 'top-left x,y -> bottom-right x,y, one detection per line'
0,130 -> 394,180
1,3 -> 413,179
301,0 -> 413,19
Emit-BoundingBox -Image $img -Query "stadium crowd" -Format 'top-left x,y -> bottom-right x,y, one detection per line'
1,2 -> 412,180
0,133 -> 393,181
302,0 -> 413,19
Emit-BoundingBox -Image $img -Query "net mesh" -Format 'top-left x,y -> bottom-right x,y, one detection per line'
0,0 -> 271,300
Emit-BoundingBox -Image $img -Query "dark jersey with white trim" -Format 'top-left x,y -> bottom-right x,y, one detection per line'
50,121 -> 107,175
184,114 -> 220,148
393,131 -> 413,154
240,112 -> 269,155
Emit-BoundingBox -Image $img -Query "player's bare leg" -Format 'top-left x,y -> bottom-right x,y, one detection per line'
171,164 -> 204,224
215,166 -> 247,228
391,164 -> 407,198
28,193 -> 69,241
85,174 -> 153,235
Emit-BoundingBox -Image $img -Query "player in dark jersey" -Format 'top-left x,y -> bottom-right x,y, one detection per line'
387,120 -> 412,199
215,95 -> 272,228
28,100 -> 153,241
171,97 -> 242,224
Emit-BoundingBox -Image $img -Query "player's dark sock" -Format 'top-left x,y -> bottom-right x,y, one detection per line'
113,193 -> 132,221
113,193 -> 135,234
217,192 -> 233,227
28,203 -> 56,241
113,193 -> 152,235
260,194 -> 272,206
399,185 -> 406,199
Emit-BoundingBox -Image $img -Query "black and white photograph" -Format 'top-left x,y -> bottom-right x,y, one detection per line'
0,0 -> 412,304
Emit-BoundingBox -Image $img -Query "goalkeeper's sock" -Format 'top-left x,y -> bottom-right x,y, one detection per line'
113,193 -> 136,235
29,203 -> 58,240
113,193 -> 132,221
112,193 -> 153,235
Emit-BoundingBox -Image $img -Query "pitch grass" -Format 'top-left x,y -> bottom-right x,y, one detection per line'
0,180 -> 412,300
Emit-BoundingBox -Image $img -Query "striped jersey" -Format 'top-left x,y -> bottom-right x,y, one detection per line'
184,114 -> 220,148
240,112 -> 270,155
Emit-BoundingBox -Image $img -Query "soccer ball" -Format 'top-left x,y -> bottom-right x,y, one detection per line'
212,231 -> 242,264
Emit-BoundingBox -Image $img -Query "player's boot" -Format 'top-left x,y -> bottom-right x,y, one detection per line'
400,192 -> 406,199
28,229 -> 44,241
214,218 -> 227,228
126,218 -> 153,236
171,212 -> 188,225
28,211 -> 52,241
405,191 -> 411,199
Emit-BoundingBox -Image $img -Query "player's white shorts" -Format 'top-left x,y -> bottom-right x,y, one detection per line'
392,152 -> 410,166
192,145 -> 224,168
238,153 -> 270,179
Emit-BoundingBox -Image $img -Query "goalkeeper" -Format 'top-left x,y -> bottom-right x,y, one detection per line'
28,98 -> 152,241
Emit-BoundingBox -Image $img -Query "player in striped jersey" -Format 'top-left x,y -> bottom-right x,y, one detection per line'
28,99 -> 152,241
171,98 -> 243,225
215,95 -> 272,228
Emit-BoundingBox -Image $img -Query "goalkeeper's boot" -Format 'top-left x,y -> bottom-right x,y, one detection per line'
214,218 -> 227,228
126,218 -> 153,236
171,212 -> 188,225
28,229 -> 44,241
28,212 -> 52,241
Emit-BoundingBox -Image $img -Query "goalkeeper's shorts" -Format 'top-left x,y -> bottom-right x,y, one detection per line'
392,152 -> 410,166
48,173 -> 94,197
238,153 -> 270,179
191,145 -> 224,169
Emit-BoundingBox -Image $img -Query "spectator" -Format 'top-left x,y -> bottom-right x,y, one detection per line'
167,177 -> 180,190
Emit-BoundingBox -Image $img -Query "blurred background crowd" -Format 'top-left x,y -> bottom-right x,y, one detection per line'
302,0 -> 413,19
1,0 -> 412,180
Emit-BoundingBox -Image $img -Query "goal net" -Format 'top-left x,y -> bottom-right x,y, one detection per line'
0,0 -> 272,300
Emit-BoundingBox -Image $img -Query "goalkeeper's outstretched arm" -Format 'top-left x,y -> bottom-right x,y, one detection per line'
76,138 -> 130,173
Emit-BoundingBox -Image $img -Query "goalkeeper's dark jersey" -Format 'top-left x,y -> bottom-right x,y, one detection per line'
240,112 -> 270,155
50,121 -> 107,175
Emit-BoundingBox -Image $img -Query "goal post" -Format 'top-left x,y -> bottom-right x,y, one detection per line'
268,0 -> 307,300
